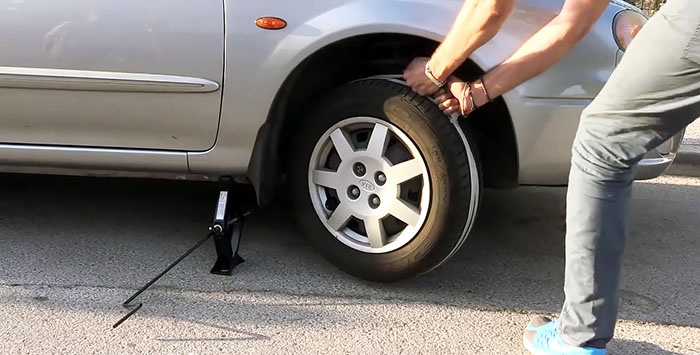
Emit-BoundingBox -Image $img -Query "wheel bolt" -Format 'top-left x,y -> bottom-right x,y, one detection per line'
353,163 -> 366,177
376,172 -> 386,185
348,186 -> 361,199
369,194 -> 381,208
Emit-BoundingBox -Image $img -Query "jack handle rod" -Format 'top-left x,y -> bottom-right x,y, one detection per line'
112,231 -> 214,329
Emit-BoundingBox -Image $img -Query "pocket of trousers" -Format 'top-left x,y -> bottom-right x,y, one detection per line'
682,16 -> 700,65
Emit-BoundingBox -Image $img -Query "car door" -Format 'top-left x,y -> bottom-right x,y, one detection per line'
0,0 -> 224,151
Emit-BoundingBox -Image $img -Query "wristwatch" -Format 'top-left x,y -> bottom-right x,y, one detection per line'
424,60 -> 446,88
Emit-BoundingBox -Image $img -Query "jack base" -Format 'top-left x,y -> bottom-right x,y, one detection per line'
210,218 -> 246,275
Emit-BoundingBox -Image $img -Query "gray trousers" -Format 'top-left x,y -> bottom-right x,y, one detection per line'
557,0 -> 700,348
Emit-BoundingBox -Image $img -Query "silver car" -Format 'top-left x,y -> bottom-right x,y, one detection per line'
0,0 -> 684,281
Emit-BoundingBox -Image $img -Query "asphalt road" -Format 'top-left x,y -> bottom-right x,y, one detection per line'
1,173 -> 698,355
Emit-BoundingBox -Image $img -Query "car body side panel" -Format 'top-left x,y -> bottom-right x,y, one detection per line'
0,0 -> 224,151
0,0 -> 641,186
499,3 -> 623,183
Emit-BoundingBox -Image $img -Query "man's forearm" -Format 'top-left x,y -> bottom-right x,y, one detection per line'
482,0 -> 609,100
430,0 -> 515,83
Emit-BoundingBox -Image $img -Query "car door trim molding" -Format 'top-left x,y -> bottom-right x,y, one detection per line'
0,143 -> 189,172
0,66 -> 220,93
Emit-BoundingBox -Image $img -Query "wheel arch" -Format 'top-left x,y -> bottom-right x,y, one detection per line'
247,32 -> 520,207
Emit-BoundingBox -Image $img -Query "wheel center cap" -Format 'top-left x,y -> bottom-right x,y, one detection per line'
358,179 -> 376,192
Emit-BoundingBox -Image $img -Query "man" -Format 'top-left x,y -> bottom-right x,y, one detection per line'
404,0 -> 699,354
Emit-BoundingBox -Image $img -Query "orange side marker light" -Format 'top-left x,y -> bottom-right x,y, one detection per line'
256,17 -> 287,30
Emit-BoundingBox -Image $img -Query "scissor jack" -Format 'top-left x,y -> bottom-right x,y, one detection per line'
112,177 -> 251,329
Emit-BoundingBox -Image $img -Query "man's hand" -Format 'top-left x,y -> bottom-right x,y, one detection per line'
403,57 -> 442,96
433,76 -> 490,117
433,86 -> 463,117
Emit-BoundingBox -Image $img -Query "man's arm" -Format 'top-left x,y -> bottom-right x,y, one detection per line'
436,0 -> 611,116
479,0 -> 610,100
403,0 -> 515,96
431,0 -> 515,84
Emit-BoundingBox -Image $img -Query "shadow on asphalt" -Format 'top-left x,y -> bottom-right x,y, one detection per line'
154,318 -> 271,342
610,339 -> 691,355
0,173 -> 697,344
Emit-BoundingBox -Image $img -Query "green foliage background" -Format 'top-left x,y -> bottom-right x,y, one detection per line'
624,0 -> 666,15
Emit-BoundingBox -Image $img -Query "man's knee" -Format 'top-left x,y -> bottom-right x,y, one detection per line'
570,110 -> 640,184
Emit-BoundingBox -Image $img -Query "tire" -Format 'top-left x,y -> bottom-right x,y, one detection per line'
288,78 -> 481,282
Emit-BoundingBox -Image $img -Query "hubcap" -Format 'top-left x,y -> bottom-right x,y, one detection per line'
307,117 -> 431,254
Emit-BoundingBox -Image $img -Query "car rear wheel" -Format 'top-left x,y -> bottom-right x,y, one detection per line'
289,78 -> 481,282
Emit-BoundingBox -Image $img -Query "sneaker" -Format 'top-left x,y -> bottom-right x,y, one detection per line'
523,316 -> 606,355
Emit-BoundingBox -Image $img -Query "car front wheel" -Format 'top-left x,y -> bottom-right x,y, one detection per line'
289,78 -> 481,282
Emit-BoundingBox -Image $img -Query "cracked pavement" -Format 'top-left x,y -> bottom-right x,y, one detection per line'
1,173 -> 698,354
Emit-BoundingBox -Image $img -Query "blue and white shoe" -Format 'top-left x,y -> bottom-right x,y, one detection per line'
523,316 -> 607,355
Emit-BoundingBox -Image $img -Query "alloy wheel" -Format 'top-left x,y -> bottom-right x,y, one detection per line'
307,116 -> 431,254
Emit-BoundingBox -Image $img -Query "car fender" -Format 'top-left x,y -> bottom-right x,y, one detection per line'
187,0 -> 503,201
188,0 -> 621,204
188,1 -> 508,163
